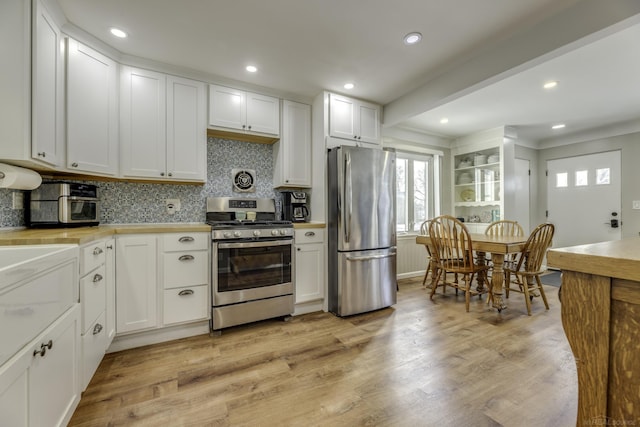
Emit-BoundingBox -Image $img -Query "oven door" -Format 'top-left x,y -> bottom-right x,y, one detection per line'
213,239 -> 293,306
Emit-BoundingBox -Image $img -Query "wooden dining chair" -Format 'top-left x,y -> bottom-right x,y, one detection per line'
503,223 -> 555,315
428,215 -> 490,312
483,219 -> 525,279
419,220 -> 436,287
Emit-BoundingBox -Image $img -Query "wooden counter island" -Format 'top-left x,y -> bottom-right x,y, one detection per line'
547,238 -> 640,426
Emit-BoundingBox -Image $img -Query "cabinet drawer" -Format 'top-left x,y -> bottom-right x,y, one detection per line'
163,285 -> 208,325
81,241 -> 106,276
80,265 -> 106,334
295,228 -> 325,245
81,311 -> 107,391
163,251 -> 208,289
162,233 -> 209,252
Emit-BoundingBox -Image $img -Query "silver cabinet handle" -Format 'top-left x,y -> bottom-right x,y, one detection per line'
178,236 -> 194,242
33,340 -> 53,357
37,152 -> 46,157
71,162 -> 78,167
179,254 -> 194,261
93,273 -> 103,283
106,244 -> 113,250
160,172 -> 165,176
305,231 -> 315,237
93,324 -> 103,335
178,289 -> 194,296
168,172 -> 173,177
93,247 -> 103,255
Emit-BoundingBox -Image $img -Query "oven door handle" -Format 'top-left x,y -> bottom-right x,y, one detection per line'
218,239 -> 292,249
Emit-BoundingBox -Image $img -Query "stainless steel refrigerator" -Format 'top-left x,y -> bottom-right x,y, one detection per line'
327,145 -> 397,316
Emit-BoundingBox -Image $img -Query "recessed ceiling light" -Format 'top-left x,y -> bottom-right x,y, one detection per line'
403,32 -> 422,45
440,118 -> 449,124
543,81 -> 558,89
552,123 -> 566,130
343,83 -> 354,90
110,28 -> 127,38
246,65 -> 257,73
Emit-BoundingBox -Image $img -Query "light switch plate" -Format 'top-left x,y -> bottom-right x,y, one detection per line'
166,198 -> 181,214
633,200 -> 640,210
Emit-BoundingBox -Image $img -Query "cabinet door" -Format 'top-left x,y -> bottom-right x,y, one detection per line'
29,305 -> 81,427
116,235 -> 158,333
274,100 -> 311,187
120,67 -> 167,179
67,39 -> 118,175
357,101 -> 381,145
105,238 -> 116,343
329,93 -> 356,140
0,351 -> 28,427
166,75 -> 206,181
208,84 -> 245,131
295,243 -> 325,303
246,92 -> 280,135
31,0 -> 64,167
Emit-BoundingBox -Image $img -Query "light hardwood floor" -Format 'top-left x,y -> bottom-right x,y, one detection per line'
69,277 -> 577,427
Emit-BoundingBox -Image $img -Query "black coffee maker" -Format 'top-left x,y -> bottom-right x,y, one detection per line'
281,191 -> 309,222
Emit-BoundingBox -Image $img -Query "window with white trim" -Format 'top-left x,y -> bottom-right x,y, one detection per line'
396,151 -> 439,233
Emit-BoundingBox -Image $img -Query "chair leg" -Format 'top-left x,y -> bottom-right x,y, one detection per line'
536,275 -> 550,310
422,260 -> 432,287
430,269 -> 442,300
465,273 -> 475,312
505,270 -> 511,299
522,275 -> 532,316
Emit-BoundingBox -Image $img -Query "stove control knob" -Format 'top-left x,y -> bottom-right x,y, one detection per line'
253,230 -> 261,237
271,230 -> 279,236
223,232 -> 233,238
233,231 -> 241,237
280,229 -> 287,236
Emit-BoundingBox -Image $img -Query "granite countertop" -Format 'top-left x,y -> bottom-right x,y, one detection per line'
293,222 -> 326,229
0,223 -> 211,246
547,237 -> 640,282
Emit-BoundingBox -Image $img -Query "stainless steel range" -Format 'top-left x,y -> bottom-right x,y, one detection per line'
206,197 -> 294,332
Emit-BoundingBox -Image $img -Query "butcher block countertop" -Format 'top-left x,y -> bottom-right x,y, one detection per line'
0,223 -> 211,246
547,237 -> 640,282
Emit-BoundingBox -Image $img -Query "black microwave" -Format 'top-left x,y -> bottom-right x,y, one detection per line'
27,182 -> 100,227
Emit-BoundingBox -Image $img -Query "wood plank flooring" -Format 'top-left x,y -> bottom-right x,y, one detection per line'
69,277 -> 577,427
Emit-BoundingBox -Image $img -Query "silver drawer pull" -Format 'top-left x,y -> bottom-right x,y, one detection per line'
178,289 -> 194,296
93,324 -> 103,335
93,273 -> 103,283
305,231 -> 316,237
178,236 -> 194,243
93,247 -> 104,255
178,255 -> 195,261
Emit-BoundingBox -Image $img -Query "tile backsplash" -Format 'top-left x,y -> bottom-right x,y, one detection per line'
0,137 -> 279,228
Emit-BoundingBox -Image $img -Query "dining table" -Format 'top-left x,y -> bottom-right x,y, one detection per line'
416,233 -> 528,312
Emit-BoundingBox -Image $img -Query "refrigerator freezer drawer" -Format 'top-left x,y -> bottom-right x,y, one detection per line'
330,248 -> 397,316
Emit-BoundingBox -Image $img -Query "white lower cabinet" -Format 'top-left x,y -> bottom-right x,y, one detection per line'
294,228 -> 325,308
0,304 -> 81,427
116,235 -> 158,334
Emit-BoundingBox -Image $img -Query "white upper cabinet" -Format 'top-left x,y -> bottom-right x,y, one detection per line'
273,100 -> 312,188
66,39 -> 119,176
31,0 -> 65,167
209,84 -> 280,137
166,75 -> 207,181
121,67 -> 206,182
328,93 -> 381,146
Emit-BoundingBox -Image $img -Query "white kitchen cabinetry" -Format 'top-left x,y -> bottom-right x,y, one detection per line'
160,233 -> 209,326
452,144 -> 503,232
273,100 -> 312,188
209,84 -> 280,137
294,228 -> 325,313
0,245 -> 80,427
105,238 -> 116,342
115,235 -> 158,334
328,93 -> 381,147
0,0 -> 64,169
79,239 -> 115,390
66,39 -> 119,176
120,67 -> 206,182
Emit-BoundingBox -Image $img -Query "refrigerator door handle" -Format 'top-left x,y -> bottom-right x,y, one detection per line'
344,150 -> 352,243
346,253 -> 396,262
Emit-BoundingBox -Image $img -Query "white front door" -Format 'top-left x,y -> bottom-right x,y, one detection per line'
547,150 -> 621,248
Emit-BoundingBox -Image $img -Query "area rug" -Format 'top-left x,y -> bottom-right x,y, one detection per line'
541,271 -> 562,287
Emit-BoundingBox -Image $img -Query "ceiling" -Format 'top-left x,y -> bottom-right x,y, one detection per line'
56,0 -> 640,144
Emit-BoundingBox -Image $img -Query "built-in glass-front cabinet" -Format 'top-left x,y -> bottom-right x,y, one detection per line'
452,145 -> 502,232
